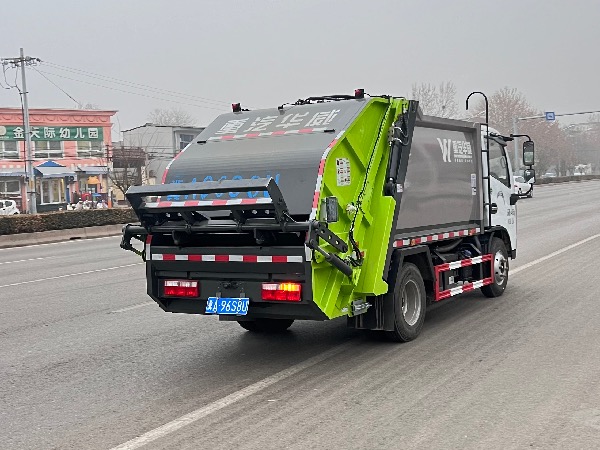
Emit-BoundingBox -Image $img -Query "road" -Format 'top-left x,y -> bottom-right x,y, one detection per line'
1,181 -> 599,450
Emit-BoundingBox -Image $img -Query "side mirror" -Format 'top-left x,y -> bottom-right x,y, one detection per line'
523,140 -> 535,166
524,168 -> 536,183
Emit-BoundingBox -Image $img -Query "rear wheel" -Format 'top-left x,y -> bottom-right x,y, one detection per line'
237,318 -> 294,333
384,263 -> 427,342
481,237 -> 509,298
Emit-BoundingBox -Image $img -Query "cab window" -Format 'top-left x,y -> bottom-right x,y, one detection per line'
488,139 -> 510,188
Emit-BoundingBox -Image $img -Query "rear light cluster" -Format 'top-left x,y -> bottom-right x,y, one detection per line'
163,280 -> 199,297
261,282 -> 302,302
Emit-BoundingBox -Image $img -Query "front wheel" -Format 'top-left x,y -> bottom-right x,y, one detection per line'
238,318 -> 294,333
481,237 -> 509,298
384,263 -> 427,342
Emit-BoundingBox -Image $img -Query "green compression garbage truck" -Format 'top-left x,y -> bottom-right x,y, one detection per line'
121,90 -> 535,341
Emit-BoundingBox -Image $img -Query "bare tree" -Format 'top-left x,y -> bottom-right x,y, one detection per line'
147,107 -> 195,126
105,146 -> 146,197
78,102 -> 100,110
411,82 -> 459,118
468,87 -> 576,175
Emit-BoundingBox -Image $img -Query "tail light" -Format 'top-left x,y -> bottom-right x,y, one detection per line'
163,280 -> 199,297
261,282 -> 302,302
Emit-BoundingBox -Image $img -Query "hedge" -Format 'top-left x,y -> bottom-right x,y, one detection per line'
535,174 -> 600,184
0,208 -> 138,235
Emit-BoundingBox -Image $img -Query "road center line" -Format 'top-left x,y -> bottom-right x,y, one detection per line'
111,302 -> 155,313
0,263 -> 144,288
512,233 -> 600,275
109,231 -> 600,450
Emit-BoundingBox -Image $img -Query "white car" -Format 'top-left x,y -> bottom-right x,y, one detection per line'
0,199 -> 20,215
513,176 -> 533,198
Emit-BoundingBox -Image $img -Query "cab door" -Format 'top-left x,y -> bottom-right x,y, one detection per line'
487,138 -> 516,250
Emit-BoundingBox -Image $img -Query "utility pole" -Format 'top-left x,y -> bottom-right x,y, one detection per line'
1,48 -> 41,214
105,143 -> 112,207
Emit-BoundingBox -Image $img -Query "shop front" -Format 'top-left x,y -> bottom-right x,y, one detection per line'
34,161 -> 75,212
0,170 -> 25,212
0,107 -> 116,213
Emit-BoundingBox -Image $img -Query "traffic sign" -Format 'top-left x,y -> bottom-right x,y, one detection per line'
545,111 -> 556,121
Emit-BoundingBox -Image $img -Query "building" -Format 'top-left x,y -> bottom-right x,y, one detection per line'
0,107 -> 116,212
122,124 -> 204,184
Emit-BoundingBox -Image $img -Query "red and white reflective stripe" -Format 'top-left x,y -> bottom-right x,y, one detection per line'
393,227 -> 481,248
309,130 -> 345,221
151,254 -> 303,263
434,253 -> 493,301
435,253 -> 490,272
143,197 -> 272,209
207,127 -> 328,142
436,277 -> 494,301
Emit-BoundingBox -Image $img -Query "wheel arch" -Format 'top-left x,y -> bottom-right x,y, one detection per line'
483,227 -> 515,259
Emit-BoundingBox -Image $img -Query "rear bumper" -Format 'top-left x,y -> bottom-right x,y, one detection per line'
146,245 -> 328,321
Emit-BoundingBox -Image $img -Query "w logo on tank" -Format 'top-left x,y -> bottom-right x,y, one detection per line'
437,138 -> 452,162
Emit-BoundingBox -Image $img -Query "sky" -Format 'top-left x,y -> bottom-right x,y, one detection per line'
1,0 -> 599,139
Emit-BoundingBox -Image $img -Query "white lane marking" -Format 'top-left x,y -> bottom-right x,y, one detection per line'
0,256 -> 57,265
512,233 -> 600,275
111,302 -> 155,313
109,341 -> 354,450
0,235 -> 118,251
0,263 -> 144,288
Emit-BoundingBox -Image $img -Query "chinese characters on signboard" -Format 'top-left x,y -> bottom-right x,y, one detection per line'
0,125 -> 104,141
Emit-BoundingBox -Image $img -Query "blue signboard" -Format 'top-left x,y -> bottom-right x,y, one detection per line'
545,111 -> 556,121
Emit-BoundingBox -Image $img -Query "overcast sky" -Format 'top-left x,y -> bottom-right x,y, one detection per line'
1,0 -> 599,138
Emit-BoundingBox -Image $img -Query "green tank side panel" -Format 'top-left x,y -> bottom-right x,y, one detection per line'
311,98 -> 408,319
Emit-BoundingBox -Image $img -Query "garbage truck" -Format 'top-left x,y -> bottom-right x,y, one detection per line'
121,90 -> 535,342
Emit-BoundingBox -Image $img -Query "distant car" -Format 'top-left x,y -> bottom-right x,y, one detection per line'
0,199 -> 20,215
542,172 -> 556,179
513,176 -> 533,198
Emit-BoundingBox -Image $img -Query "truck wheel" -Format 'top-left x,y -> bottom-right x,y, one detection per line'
237,318 -> 294,333
385,263 -> 427,342
481,237 -> 509,298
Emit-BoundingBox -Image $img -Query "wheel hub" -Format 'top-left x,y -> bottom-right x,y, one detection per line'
401,279 -> 421,327
493,250 -> 508,285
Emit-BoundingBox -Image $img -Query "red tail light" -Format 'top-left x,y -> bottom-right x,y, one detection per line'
163,280 -> 199,297
261,282 -> 302,302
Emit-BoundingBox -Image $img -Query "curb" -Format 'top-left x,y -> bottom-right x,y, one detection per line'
0,224 -> 125,249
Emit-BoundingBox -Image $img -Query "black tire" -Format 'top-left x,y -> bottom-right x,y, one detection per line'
237,318 -> 294,333
384,263 -> 427,342
481,237 -> 509,298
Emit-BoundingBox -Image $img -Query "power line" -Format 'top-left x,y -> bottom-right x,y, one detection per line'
32,67 -> 82,107
34,69 -> 228,112
42,61 -> 235,108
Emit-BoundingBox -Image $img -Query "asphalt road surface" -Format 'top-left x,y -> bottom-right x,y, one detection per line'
1,181 -> 599,450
